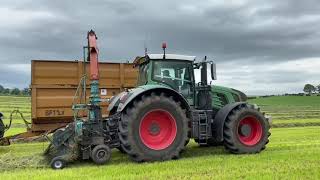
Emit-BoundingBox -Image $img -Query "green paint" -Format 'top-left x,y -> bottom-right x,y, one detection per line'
114,56 -> 245,113
89,80 -> 100,121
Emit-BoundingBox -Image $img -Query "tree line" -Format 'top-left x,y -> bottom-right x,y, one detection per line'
0,83 -> 319,96
0,85 -> 30,96
303,84 -> 320,95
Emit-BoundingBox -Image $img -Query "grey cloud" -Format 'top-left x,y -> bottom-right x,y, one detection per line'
0,0 -> 319,94
0,65 -> 30,88
2,0 -> 320,63
257,0 -> 320,18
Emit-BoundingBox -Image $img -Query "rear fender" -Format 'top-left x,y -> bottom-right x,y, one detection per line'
211,102 -> 247,142
116,85 -> 191,113
107,92 -> 126,114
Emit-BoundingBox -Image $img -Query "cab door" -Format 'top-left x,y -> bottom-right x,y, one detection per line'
177,62 -> 195,105
152,60 -> 195,105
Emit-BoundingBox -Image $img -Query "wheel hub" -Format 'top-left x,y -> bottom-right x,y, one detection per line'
239,124 -> 251,137
237,116 -> 263,146
54,161 -> 62,169
97,150 -> 106,159
139,109 -> 177,150
149,122 -> 161,135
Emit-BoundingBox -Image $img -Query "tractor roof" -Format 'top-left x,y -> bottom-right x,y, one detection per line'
133,54 -> 196,67
147,54 -> 196,61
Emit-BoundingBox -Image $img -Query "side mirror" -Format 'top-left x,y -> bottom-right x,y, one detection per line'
211,63 -> 217,80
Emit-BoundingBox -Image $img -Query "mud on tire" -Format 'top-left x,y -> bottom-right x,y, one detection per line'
119,92 -> 189,162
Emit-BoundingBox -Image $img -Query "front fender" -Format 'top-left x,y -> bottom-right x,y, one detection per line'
211,102 -> 247,142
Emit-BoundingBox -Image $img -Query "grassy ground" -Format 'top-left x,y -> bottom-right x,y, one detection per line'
0,96 -> 31,136
0,126 -> 319,179
248,96 -> 320,126
0,96 -> 320,179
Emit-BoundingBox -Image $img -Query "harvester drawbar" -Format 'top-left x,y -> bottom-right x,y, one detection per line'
45,30 -> 271,169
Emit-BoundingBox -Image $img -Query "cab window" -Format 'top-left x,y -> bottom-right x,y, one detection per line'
152,60 -> 193,98
137,64 -> 149,85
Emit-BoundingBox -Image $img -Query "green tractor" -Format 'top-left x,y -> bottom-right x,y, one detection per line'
45,31 -> 270,169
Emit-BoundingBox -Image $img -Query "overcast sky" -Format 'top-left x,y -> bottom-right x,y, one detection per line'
0,0 -> 320,95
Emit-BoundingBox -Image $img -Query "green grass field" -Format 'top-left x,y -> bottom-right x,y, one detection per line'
0,95 -> 319,179
249,96 -> 320,126
0,96 -> 31,136
0,127 -> 319,179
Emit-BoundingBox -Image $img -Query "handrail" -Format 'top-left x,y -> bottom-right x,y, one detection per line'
72,75 -> 88,120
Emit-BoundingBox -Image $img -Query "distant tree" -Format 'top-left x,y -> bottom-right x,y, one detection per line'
22,88 -> 31,96
10,88 -> 20,95
303,84 -> 316,95
317,84 -> 320,94
0,85 -> 4,93
3,88 -> 10,94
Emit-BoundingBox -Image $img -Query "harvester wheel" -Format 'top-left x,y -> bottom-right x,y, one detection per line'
50,156 -> 66,169
119,93 -> 189,162
91,144 -> 111,165
223,105 -> 270,154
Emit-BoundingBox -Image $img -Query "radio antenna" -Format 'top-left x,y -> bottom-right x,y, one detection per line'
144,41 -> 148,56
144,33 -> 150,56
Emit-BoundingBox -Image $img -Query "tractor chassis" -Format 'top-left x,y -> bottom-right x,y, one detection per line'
47,107 -> 219,167
191,110 -> 214,145
45,109 -> 219,168
45,102 -> 271,169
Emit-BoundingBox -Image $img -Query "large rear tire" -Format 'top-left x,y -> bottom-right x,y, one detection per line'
223,104 -> 270,154
119,93 -> 189,162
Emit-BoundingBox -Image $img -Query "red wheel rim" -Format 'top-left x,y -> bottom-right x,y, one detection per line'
139,109 -> 177,150
237,116 -> 262,146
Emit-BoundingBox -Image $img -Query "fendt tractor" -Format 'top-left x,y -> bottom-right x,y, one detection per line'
45,30 -> 271,169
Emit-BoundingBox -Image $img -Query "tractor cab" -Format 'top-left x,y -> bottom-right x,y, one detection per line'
133,53 -> 216,109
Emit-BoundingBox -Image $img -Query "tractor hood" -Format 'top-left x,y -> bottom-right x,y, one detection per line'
212,85 -> 247,102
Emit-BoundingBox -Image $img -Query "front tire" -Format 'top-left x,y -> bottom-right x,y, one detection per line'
223,104 -> 270,154
50,156 -> 66,169
119,93 -> 189,162
91,145 -> 111,165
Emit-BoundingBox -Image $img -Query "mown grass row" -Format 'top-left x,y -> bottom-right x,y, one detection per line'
249,96 -> 320,106
248,96 -> 320,127
0,96 -> 32,135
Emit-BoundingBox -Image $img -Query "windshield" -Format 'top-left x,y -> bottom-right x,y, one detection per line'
152,60 -> 192,90
137,63 -> 149,86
